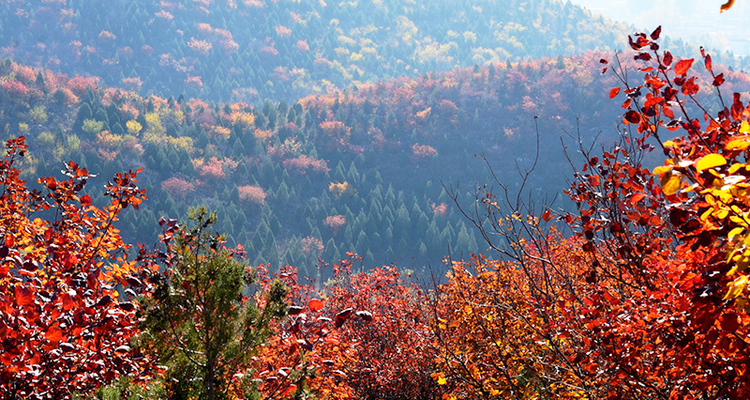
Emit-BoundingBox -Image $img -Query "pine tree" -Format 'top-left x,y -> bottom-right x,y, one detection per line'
141,208 -> 288,400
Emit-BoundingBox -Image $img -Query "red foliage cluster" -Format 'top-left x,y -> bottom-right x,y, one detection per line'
237,184 -> 267,205
198,157 -> 226,180
253,258 -> 438,399
0,137 -> 152,398
66,75 -> 98,96
411,143 -> 437,165
282,154 -> 330,174
325,215 -> 346,235
1,80 -> 30,99
161,177 -> 196,200
296,40 -> 310,52
426,29 -> 750,399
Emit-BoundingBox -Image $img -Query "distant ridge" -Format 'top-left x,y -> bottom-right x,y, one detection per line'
1,0 -> 637,102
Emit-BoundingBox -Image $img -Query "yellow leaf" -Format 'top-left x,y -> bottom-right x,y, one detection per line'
696,153 -> 727,172
726,139 -> 750,151
728,227 -> 745,240
742,121 -> 750,133
729,163 -> 745,174
438,376 -> 447,385
730,215 -> 749,227
652,165 -> 673,175
660,173 -> 681,195
724,275 -> 748,300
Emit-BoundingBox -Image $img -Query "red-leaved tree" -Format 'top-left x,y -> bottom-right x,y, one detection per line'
0,136 -> 152,399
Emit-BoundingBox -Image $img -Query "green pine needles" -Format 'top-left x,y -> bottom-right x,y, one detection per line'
140,207 -> 288,400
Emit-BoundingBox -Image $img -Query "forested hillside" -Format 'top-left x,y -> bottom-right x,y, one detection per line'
3,51 -> 749,277
0,0 -> 643,102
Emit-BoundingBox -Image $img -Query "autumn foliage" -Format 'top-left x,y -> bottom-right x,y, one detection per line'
427,28 -> 750,399
4,23 -> 750,400
252,257 -> 439,400
0,137 -> 151,398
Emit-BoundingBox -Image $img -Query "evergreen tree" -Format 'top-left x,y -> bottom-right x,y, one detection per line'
141,208 -> 288,400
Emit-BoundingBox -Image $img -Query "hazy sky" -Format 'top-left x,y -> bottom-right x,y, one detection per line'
569,0 -> 750,56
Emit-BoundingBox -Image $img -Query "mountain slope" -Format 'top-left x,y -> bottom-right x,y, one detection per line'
1,0 -> 638,102
4,50 -> 749,276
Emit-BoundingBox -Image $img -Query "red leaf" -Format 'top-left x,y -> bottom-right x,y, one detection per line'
46,326 -> 65,342
705,54 -> 713,72
281,384 -> 297,396
541,209 -> 551,222
335,307 -> 354,328
80,195 -> 91,208
650,26 -> 662,40
95,295 -> 112,308
88,271 -> 101,290
336,307 -> 354,319
630,193 -> 646,205
663,52 -> 673,66
713,73 -> 725,87
625,110 -> 642,124
721,0 -> 736,13
114,345 -> 131,354
609,87 -> 621,99
308,299 -> 324,312
4,235 -> 14,248
721,312 -> 740,331
296,339 -> 313,351
674,59 -> 694,76
664,107 -> 675,120
15,286 -> 33,306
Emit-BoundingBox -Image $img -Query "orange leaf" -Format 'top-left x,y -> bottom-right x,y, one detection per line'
46,326 -> 65,342
721,0 -> 735,13
609,87 -> 621,99
324,335 -> 340,345
15,286 -> 33,306
308,299 -> 324,312
674,59 -> 694,76
630,193 -> 645,205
